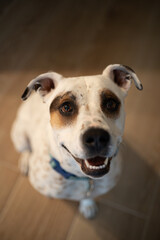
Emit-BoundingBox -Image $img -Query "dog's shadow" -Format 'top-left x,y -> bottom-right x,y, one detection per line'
70,141 -> 159,240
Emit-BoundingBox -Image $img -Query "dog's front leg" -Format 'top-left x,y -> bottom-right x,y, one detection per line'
18,151 -> 31,176
79,198 -> 98,219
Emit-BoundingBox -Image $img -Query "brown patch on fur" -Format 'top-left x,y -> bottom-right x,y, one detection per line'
81,123 -> 85,131
97,119 -> 102,123
37,186 -> 45,191
58,176 -> 64,181
44,166 -> 50,171
50,92 -> 78,128
86,104 -> 89,111
93,118 -> 102,123
101,90 -> 121,118
42,174 -> 48,178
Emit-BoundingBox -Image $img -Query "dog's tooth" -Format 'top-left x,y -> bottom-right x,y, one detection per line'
104,158 -> 108,165
85,161 -> 93,169
100,165 -> 105,169
85,160 -> 106,170
85,160 -> 90,168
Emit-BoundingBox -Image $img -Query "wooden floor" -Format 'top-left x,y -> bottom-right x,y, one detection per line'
0,0 -> 160,239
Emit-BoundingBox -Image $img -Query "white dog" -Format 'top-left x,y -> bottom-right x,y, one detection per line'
11,64 -> 142,218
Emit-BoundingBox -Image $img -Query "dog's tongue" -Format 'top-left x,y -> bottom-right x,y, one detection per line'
87,157 -> 106,166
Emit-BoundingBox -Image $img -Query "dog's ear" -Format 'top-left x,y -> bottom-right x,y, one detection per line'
21,72 -> 63,101
103,64 -> 143,92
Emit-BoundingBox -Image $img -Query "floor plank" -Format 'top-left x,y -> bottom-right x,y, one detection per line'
98,144 -> 158,215
142,180 -> 160,240
67,203 -> 145,240
0,176 -> 78,240
0,164 -> 18,212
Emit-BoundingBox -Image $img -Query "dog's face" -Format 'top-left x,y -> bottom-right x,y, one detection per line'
22,64 -> 142,178
48,75 -> 125,178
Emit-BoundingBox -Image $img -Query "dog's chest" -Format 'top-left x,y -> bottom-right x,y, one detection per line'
28,154 -> 110,200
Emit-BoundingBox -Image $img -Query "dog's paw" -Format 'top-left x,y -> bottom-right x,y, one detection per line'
79,199 -> 98,219
18,152 -> 30,176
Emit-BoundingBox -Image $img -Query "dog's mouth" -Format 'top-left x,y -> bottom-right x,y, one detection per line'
62,144 -> 112,178
82,156 -> 112,178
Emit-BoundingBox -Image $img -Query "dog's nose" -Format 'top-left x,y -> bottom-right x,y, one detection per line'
82,128 -> 110,154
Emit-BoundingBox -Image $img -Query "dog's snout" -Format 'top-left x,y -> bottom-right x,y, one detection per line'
82,128 -> 110,155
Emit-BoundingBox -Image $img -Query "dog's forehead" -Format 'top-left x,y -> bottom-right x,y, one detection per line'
49,73 -> 125,134
55,74 -> 122,99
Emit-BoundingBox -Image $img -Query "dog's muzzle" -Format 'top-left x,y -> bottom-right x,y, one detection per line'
62,128 -> 113,178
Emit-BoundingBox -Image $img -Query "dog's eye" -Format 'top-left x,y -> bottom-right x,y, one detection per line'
59,102 -> 74,116
101,91 -> 121,118
106,99 -> 119,112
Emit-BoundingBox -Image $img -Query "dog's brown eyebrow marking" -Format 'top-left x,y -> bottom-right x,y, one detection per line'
50,91 -> 78,128
100,90 -> 121,118
50,91 -> 76,111
85,104 -> 89,111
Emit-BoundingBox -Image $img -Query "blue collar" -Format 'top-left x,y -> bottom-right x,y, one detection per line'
50,155 -> 89,181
